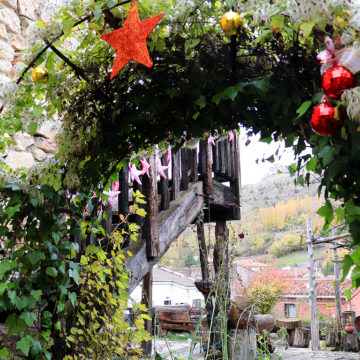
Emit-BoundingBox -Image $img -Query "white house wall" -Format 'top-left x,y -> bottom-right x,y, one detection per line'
130,281 -> 204,307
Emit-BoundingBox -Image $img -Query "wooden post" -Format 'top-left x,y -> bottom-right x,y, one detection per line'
204,138 -> 213,196
332,228 -> 342,328
118,165 -> 129,217
197,219 -> 209,280
143,155 -> 159,258
190,149 -> 198,183
181,148 -> 189,191
171,151 -> 180,200
141,270 -> 153,355
159,154 -> 170,211
307,218 -> 320,350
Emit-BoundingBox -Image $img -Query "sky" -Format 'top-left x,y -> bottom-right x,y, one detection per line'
239,132 -> 298,185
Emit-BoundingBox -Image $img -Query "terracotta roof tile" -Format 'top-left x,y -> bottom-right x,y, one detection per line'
285,278 -> 352,297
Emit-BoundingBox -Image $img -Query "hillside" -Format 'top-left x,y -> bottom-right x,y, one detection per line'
241,165 -> 319,213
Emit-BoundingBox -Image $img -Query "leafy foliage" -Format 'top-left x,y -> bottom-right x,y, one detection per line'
1,0 -> 360,357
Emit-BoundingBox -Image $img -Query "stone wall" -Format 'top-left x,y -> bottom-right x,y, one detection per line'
0,0 -> 60,170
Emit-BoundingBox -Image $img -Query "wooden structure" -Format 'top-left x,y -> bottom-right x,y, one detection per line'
104,133 -> 241,354
121,134 -> 241,295
293,327 -> 311,348
276,318 -> 302,346
154,305 -> 206,335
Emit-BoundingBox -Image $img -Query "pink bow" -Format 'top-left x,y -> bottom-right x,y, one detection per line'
317,36 -> 337,75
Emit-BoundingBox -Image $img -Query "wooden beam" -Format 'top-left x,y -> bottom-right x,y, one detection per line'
159,154 -> 170,211
142,155 -> 159,258
197,219 -> 209,280
307,218 -> 320,351
313,232 -> 350,244
181,148 -> 189,191
171,151 -> 180,200
331,228 -> 342,329
204,138 -> 213,196
198,140 -> 206,175
118,165 -> 129,217
126,182 -> 204,293
190,149 -> 198,182
141,270 -> 153,355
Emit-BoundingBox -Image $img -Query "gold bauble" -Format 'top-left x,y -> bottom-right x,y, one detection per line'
31,66 -> 49,84
220,11 -> 242,35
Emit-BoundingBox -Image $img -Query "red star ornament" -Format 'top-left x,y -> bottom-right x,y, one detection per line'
100,0 -> 164,79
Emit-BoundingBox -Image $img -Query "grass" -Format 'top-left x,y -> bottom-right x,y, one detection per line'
276,249 -> 326,267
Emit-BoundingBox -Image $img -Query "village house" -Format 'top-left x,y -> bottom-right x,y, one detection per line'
273,277 -> 360,319
131,266 -> 204,307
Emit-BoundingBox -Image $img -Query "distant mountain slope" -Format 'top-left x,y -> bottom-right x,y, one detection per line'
241,165 -> 320,214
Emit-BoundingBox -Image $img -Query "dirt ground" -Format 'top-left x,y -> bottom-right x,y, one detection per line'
152,340 -> 360,359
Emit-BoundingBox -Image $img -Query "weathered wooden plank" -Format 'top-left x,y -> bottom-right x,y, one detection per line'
232,133 -> 241,220
224,139 -> 230,177
198,140 -> 207,176
230,131 -> 236,179
118,165 -> 129,217
126,182 -> 204,293
141,270 -> 153,355
190,149 -> 198,182
142,155 -> 159,258
156,306 -> 192,323
160,322 -> 196,332
213,142 -> 219,173
159,154 -> 170,211
197,220 -> 209,281
220,140 -> 226,175
171,151 -> 180,200
181,148 -> 189,190
204,139 -> 212,196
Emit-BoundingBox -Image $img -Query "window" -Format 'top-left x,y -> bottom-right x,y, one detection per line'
164,297 -> 171,305
192,299 -> 201,307
285,303 -> 296,318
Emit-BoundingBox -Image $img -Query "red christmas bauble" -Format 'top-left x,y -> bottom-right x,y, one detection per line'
310,102 -> 343,136
322,65 -> 355,99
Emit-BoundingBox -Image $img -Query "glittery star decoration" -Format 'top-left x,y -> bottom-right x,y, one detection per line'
100,0 -> 164,79
208,134 -> 216,146
228,131 -> 234,142
129,162 -> 143,185
140,158 -> 151,178
157,158 -> 169,179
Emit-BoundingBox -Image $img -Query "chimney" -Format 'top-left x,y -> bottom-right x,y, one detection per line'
294,264 -> 298,280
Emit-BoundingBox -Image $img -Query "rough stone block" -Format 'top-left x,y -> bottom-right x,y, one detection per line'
0,73 -> 11,84
11,131 -> 34,151
18,0 -> 37,21
0,23 -> 8,39
5,151 -> 34,169
34,136 -> 57,153
35,120 -> 59,139
0,0 -> 17,10
32,148 -> 47,161
0,8 -> 20,34
0,39 -> 14,61
0,60 -> 12,75
10,35 -> 27,50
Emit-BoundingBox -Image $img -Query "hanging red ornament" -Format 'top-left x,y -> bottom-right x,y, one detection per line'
310,102 -> 343,136
100,0 -> 164,79
322,65 -> 355,99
